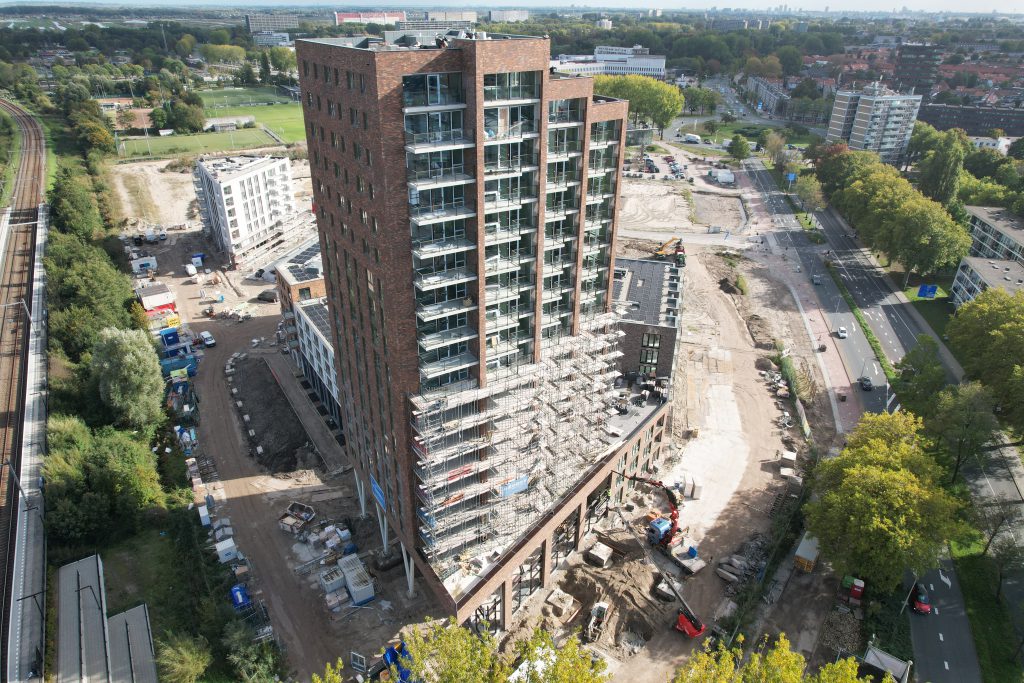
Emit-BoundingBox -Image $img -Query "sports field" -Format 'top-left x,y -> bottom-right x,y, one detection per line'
199,86 -> 295,108
211,104 -> 305,143
118,128 -> 278,158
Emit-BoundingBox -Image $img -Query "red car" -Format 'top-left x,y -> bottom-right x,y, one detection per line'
910,583 -> 931,614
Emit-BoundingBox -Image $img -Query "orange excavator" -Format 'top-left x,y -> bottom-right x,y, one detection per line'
654,237 -> 687,266
613,472 -> 706,638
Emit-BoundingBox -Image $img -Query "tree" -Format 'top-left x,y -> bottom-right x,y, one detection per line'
765,131 -> 787,167
157,633 -> 212,683
815,149 -> 878,197
964,148 -> 1007,179
269,46 -> 297,74
886,195 -> 970,286
259,51 -> 271,84
89,327 -> 164,430
927,381 -> 998,483
167,101 -> 205,134
312,659 -> 345,683
400,619 -> 511,683
892,335 -> 947,418
991,536 -> 1024,600
174,34 -> 197,58
805,413 -> 963,590
702,120 -> 719,135
790,78 -> 821,100
222,620 -> 282,681
989,128 -> 1006,139
1008,137 -> 1024,160
673,634 -> 872,682
794,175 -> 825,211
234,62 -> 257,86
115,107 -> 134,131
514,629 -> 608,682
975,501 -> 1022,556
592,75 -> 683,138
947,289 -> 1024,430
48,165 -> 104,240
729,134 -> 751,161
917,129 -> 970,206
776,46 -> 804,76
906,121 -> 942,167
149,106 -> 167,130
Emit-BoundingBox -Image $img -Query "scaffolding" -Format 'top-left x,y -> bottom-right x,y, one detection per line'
409,312 -> 627,590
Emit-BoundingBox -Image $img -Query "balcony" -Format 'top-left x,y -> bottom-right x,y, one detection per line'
483,154 -> 537,176
589,132 -> 618,147
585,212 -> 612,229
546,170 -> 580,188
548,111 -> 583,126
483,121 -> 537,143
485,305 -> 530,333
544,227 -> 576,243
540,307 -> 572,327
414,266 -> 477,291
419,350 -> 477,380
582,240 -> 606,256
412,235 -> 475,259
404,128 -> 474,151
486,335 -> 523,359
418,326 -> 478,352
545,201 -> 578,219
485,249 -> 532,275
484,220 -> 527,245
485,279 -> 525,304
542,259 -> 570,277
483,189 -> 536,210
587,183 -> 615,200
416,297 -> 478,322
407,165 -> 474,190
542,284 -> 572,302
483,85 -> 540,103
409,200 -> 475,225
548,141 -> 582,157
403,89 -> 466,110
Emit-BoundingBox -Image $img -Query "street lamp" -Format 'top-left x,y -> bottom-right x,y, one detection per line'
1,299 -> 31,332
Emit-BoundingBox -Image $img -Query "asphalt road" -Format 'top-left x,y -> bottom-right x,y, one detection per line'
907,563 -> 984,683
742,158 -> 888,412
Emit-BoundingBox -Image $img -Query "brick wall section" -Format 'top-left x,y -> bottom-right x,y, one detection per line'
617,322 -> 677,378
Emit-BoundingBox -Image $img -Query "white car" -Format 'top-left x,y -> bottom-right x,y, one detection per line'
199,331 -> 216,348
837,326 -> 848,339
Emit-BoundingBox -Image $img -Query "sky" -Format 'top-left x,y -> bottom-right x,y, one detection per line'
5,0 -> 1021,15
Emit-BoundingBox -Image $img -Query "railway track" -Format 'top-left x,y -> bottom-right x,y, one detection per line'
0,98 -> 45,680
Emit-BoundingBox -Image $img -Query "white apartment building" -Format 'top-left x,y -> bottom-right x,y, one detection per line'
488,10 -> 529,22
970,136 -> 1016,156
826,84 -> 921,165
552,45 -> 666,78
293,299 -> 342,428
194,156 -> 297,268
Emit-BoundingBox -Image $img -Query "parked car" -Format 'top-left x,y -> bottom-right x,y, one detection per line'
837,326 -> 848,339
859,376 -> 874,391
199,331 -> 216,348
909,583 -> 931,614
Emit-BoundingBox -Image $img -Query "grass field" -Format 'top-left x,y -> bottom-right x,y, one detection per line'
119,128 -> 278,158
211,103 -> 305,143
200,86 -> 295,108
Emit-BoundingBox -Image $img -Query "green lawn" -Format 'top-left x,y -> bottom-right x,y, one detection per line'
699,121 -> 815,146
200,86 -> 295,108
118,128 -> 278,158
213,103 -> 305,143
902,278 -> 956,341
952,540 -> 1024,683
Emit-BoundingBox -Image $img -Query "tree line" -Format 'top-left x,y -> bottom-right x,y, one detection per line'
592,75 -> 684,137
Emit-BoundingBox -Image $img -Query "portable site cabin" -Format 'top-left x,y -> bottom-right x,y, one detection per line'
794,532 -> 819,573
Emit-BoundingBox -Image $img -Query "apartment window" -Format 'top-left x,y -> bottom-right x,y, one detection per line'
401,72 -> 464,107
483,71 -> 539,101
362,112 -> 368,129
313,63 -> 318,79
346,71 -> 353,89
350,107 -> 357,126
303,60 -> 309,77
642,333 -> 660,348
359,74 -> 366,93
299,287 -> 312,300
333,67 -> 339,85
640,348 -> 659,365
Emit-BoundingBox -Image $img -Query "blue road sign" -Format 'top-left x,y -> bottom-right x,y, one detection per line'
370,475 -> 386,509
786,172 -> 798,182
917,284 -> 939,299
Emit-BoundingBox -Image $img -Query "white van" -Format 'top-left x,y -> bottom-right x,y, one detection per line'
199,331 -> 216,347
684,133 -> 702,144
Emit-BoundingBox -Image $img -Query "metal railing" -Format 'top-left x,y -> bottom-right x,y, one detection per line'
404,128 -> 472,146
483,154 -> 536,174
407,164 -> 468,183
548,140 -> 582,155
484,85 -> 540,101
410,199 -> 470,218
546,170 -> 580,186
403,89 -> 466,108
483,190 -> 535,207
589,132 -> 617,144
482,121 -> 536,141
548,111 -> 582,124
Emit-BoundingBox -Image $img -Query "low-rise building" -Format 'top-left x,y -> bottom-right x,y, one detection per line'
293,299 -> 342,429
918,104 -> 1024,137
253,31 -> 291,47
970,136 -> 1015,155
613,259 -> 681,379
488,10 -> 529,22
746,76 -> 790,115
966,205 -> 1024,264
951,257 -> 1024,307
275,237 -> 327,317
193,155 -> 298,268
552,45 -> 666,79
246,13 -> 330,33
335,11 -> 406,25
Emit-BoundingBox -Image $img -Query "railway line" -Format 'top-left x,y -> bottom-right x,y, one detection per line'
0,98 -> 46,680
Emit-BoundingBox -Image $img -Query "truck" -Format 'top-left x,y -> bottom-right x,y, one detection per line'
278,501 -> 316,535
684,133 -> 702,144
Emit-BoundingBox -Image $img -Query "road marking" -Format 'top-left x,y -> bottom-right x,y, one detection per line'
930,583 -> 935,591
944,662 -> 949,670
939,633 -> 944,641
939,570 -> 951,589
935,607 -> 940,614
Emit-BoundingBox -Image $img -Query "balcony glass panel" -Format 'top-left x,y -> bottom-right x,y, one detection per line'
405,110 -> 468,146
407,148 -> 468,183
483,71 -> 540,101
548,98 -> 584,124
403,73 -> 464,107
483,105 -> 536,141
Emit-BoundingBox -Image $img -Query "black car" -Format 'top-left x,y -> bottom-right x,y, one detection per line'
858,376 -> 874,391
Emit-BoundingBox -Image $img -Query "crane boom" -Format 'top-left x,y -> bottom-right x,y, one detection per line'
615,472 -> 680,547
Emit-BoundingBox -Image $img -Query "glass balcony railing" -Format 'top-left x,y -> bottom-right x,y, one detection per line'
546,170 -> 580,186
483,121 -> 536,142
548,141 -> 582,155
416,297 -> 477,322
419,350 -> 477,380
483,190 -> 536,208
484,220 -> 526,243
589,132 -> 617,145
403,89 -> 466,108
485,279 -> 525,303
409,199 -> 472,219
484,154 -> 536,174
404,128 -> 473,146
411,235 -> 475,258
414,266 -> 477,290
407,164 -> 470,184
418,326 -> 477,352
484,85 -> 540,102
548,110 -> 583,124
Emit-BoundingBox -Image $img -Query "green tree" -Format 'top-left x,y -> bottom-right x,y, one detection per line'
917,129 -> 970,206
269,46 -> 297,74
805,413 -> 963,590
90,327 -> 164,430
815,149 -> 878,197
129,300 -> 150,331
964,148 -> 1007,179
259,51 -> 272,84
234,62 -> 257,86
222,620 -> 282,681
776,46 -> 804,76
1008,138 -> 1024,160
149,106 -> 167,130
729,134 -> 751,161
673,634 -> 873,682
765,130 -> 787,167
893,335 -> 947,418
157,633 -> 212,683
401,619 -> 511,683
790,78 -> 821,99
794,174 -> 824,210
174,34 -> 197,58
927,381 -> 998,483
514,629 -> 608,682
48,165 -> 104,240
947,288 -> 1024,429
167,101 -> 205,134
592,75 -> 683,137
312,659 -> 345,683
886,195 -> 970,286
702,120 -> 719,135
906,120 -> 941,167
115,107 -> 134,131
989,128 -> 1006,139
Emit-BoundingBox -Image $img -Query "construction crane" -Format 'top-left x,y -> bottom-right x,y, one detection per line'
612,472 -> 706,637
611,504 -> 706,638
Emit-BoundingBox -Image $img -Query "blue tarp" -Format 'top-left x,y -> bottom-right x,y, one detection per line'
383,643 -> 413,682
230,584 -> 251,610
498,475 -> 529,497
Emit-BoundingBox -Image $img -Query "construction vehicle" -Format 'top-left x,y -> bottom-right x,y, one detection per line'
654,237 -> 686,262
583,601 -> 609,643
612,472 -> 706,637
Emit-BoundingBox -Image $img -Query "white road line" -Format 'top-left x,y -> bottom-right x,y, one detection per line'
944,662 -> 949,670
935,607 -> 940,614
930,583 -> 935,591
939,633 -> 944,641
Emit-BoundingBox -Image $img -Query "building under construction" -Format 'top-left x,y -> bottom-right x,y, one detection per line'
297,30 -> 675,629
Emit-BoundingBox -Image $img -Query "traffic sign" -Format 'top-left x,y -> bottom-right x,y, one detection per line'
786,172 -> 797,182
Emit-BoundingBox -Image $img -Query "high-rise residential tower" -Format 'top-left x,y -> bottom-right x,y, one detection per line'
826,84 -> 921,165
296,31 -> 673,629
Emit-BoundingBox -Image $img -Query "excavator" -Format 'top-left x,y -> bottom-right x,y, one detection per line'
653,237 -> 686,266
613,472 -> 706,638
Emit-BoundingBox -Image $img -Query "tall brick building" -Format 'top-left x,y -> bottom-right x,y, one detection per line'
296,31 -> 672,630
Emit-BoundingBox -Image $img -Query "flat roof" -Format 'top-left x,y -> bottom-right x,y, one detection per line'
966,205 -> 1024,238
297,299 -> 333,343
108,605 -> 159,683
300,30 -> 544,52
612,258 -> 681,328
57,555 -> 110,683
279,238 -> 323,286
198,155 -> 285,181
964,256 -> 1024,295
